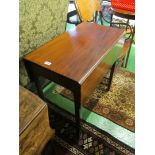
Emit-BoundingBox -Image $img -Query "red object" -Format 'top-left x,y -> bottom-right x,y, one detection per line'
111,0 -> 135,13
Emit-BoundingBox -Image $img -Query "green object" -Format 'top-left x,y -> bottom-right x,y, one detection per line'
43,83 -> 135,148
126,45 -> 135,72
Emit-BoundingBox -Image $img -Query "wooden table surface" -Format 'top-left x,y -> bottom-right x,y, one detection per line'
25,22 -> 124,84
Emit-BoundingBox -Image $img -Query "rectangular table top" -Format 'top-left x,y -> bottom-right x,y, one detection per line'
24,22 -> 124,84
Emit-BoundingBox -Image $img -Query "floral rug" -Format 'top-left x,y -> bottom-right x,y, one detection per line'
55,68 -> 135,132
42,106 -> 135,155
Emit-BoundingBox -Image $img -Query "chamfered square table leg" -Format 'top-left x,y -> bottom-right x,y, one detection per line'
73,87 -> 81,139
106,61 -> 116,91
24,60 -> 45,100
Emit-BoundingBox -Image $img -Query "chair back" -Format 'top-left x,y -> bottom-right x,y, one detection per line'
74,0 -> 102,22
111,0 -> 135,12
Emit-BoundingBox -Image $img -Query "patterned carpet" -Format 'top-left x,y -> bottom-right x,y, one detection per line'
55,68 -> 135,132
42,106 -> 135,155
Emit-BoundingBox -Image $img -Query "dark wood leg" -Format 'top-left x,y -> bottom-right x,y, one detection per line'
107,62 -> 116,91
33,75 -> 46,100
73,87 -> 81,140
24,60 -> 45,100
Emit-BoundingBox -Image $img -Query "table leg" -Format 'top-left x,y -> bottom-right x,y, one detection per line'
33,75 -> 45,101
73,88 -> 81,139
24,60 -> 45,100
107,62 -> 116,91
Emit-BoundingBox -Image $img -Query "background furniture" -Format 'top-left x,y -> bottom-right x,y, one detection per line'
67,0 -> 103,25
19,86 -> 55,155
67,0 -> 129,90
110,0 -> 135,67
74,0 -> 98,22
24,22 -> 124,139
100,0 -> 135,68
66,0 -> 80,26
111,0 -> 135,12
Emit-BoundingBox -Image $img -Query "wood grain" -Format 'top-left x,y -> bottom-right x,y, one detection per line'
119,39 -> 131,59
19,86 -> 45,134
74,0 -> 102,21
74,0 -> 95,21
24,22 -> 124,85
19,86 -> 54,155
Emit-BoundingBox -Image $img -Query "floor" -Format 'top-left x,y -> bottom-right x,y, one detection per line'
44,2 -> 135,149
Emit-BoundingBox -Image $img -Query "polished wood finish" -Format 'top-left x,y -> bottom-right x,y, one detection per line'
95,0 -> 102,11
81,62 -> 110,103
24,22 -> 124,138
119,39 -> 131,59
25,22 -> 124,84
19,86 -> 54,155
74,0 -> 95,21
74,0 -> 102,22
114,39 -> 131,69
68,0 -> 102,25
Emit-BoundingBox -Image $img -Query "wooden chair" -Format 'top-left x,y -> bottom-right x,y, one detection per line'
110,0 -> 135,67
100,0 -> 135,68
67,0 -> 103,25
